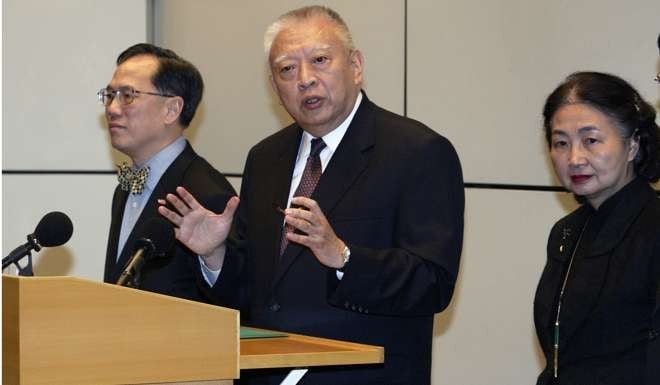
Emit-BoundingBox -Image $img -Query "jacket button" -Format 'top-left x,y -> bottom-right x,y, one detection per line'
268,303 -> 280,312
650,329 -> 659,340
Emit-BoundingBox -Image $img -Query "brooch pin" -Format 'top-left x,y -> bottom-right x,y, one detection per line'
559,228 -> 571,253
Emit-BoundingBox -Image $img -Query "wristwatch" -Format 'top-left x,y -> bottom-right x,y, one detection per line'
340,245 -> 351,267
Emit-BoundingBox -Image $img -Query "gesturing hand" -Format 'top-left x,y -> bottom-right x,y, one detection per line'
285,196 -> 345,269
158,186 -> 239,264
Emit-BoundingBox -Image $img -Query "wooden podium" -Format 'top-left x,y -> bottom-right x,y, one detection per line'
3,275 -> 383,384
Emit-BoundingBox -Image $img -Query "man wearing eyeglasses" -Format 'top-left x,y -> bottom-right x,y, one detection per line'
100,43 -> 236,304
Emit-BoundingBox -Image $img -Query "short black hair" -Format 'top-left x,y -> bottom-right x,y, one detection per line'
117,43 -> 203,128
543,71 -> 660,182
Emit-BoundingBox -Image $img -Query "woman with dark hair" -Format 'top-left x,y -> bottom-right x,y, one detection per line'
534,71 -> 660,385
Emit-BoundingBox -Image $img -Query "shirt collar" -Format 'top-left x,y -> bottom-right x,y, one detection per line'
140,136 -> 187,191
299,92 -> 363,155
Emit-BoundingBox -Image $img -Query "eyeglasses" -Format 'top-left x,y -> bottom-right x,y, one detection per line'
97,86 -> 175,106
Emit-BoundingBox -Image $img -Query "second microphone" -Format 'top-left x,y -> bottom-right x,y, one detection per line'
116,217 -> 175,288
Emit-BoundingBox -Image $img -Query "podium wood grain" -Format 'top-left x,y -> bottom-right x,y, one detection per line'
3,275 -> 239,385
3,275 -> 383,384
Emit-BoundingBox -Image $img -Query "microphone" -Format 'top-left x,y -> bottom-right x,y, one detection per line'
116,217 -> 175,287
2,211 -> 74,272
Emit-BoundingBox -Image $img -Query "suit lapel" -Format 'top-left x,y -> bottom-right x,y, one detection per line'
314,98 -> 374,217
271,127 -> 302,219
104,185 -> 128,282
108,144 -> 196,282
256,127 -> 301,290
273,97 -> 376,288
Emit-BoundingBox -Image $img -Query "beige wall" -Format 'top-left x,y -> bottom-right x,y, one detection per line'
2,0 -> 148,279
2,0 -> 147,170
3,0 -> 659,383
409,0 -> 660,186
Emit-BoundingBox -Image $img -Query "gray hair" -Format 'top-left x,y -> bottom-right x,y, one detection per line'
263,5 -> 355,58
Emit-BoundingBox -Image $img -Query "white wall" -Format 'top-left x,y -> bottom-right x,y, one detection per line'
432,189 -> 578,384
3,1 -> 659,384
2,0 -> 148,279
408,0 -> 660,186
2,0 -> 149,170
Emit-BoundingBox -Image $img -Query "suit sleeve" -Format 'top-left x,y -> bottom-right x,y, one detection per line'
328,135 -> 464,316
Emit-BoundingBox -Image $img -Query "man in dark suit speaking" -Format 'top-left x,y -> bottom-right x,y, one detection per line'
100,43 -> 235,303
160,6 -> 464,384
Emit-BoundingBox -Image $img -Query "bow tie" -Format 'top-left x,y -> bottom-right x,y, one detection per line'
117,162 -> 150,195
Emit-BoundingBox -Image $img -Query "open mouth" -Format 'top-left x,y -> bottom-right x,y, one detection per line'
570,175 -> 592,184
303,97 -> 322,108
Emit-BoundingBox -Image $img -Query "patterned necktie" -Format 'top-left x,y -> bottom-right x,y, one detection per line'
280,138 -> 326,256
117,162 -> 150,195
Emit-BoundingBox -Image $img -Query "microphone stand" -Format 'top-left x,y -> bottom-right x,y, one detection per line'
116,249 -> 145,288
14,254 -> 35,276
2,234 -> 38,276
116,239 -> 155,288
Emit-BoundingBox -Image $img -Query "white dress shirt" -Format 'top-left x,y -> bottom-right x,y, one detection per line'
117,136 -> 187,260
285,92 -> 363,279
204,93 -> 364,287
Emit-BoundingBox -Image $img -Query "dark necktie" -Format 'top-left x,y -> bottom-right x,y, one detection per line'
117,162 -> 150,195
280,138 -> 326,256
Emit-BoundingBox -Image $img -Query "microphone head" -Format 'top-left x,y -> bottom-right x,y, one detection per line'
134,217 -> 175,259
34,211 -> 74,247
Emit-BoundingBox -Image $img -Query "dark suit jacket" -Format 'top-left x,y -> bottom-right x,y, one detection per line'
105,142 -> 236,304
534,178 -> 660,385
218,95 -> 464,385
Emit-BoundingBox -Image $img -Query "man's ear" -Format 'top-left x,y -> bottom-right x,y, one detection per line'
349,49 -> 365,85
164,96 -> 184,125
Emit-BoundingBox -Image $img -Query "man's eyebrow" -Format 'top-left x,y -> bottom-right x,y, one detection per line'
272,45 -> 333,64
272,54 -> 290,64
